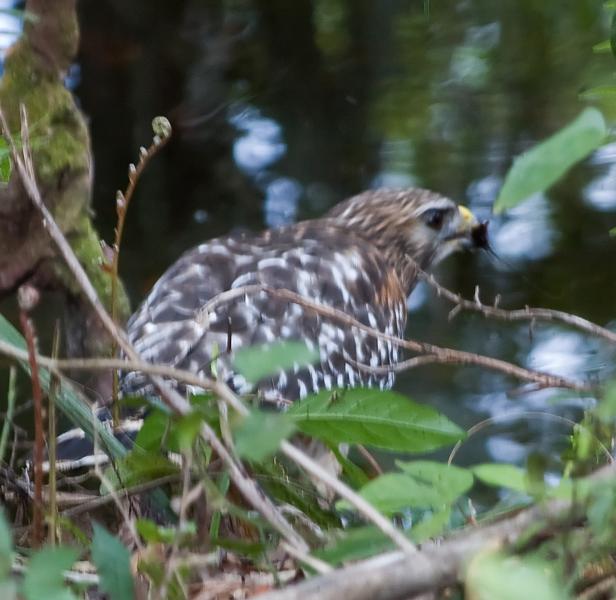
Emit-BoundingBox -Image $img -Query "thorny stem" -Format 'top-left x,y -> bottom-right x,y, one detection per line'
17,285 -> 44,547
110,117 -> 172,424
420,270 -> 616,344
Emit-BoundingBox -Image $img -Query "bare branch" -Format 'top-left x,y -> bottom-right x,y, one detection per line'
0,342 -> 418,555
257,463 -> 616,600
204,286 -> 596,394
421,271 -> 616,344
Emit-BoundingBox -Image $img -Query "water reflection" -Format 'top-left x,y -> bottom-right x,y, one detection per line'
490,194 -> 555,261
2,1 -> 613,478
230,105 -> 286,173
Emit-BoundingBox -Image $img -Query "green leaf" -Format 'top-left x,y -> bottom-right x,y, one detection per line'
91,523 -> 135,600
494,108 -> 607,213
139,518 -> 195,545
22,546 -> 79,600
472,463 -> 529,494
336,473 -> 427,514
232,340 -> 319,383
579,85 -> 616,101
318,509 -> 451,566
234,410 -> 296,462
317,526 -> 395,565
337,462 -> 471,515
0,138 -> 11,183
331,445 -> 370,489
396,461 -> 474,503
409,508 -> 451,543
173,412 -> 204,451
287,388 -> 465,452
465,552 -> 569,600
610,226 -> 616,237
592,40 -> 612,53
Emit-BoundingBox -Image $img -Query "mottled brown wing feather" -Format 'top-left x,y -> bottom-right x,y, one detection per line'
121,221 -> 408,404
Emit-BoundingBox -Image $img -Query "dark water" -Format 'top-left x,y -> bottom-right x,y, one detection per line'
2,1 -> 616,480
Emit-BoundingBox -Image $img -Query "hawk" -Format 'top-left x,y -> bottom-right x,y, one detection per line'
121,188 -> 484,405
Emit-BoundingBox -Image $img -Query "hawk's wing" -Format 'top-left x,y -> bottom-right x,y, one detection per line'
121,222 -> 408,404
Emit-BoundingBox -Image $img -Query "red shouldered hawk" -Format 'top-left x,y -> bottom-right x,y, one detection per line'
121,188 -> 484,405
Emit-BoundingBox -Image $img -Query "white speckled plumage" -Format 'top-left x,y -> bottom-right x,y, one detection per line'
121,188 -> 480,405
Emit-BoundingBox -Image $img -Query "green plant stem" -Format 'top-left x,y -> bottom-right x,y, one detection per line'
48,321 -> 61,546
0,366 -> 16,464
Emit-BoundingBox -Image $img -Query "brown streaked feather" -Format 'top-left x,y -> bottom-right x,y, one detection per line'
121,187 -> 474,403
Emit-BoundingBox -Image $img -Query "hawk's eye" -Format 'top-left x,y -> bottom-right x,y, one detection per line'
423,208 -> 447,230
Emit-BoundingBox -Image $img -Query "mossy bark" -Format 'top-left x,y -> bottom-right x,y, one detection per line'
0,0 -> 129,362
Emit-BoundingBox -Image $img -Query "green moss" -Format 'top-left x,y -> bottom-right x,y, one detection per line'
0,39 -> 90,191
55,217 -> 131,327
0,22 -> 130,341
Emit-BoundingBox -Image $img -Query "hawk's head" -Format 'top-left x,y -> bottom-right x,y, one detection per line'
327,188 -> 486,289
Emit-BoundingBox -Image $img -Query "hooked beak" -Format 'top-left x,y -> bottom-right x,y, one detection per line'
453,205 -> 489,249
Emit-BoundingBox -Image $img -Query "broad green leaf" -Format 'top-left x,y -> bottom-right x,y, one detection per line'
396,461 -> 473,503
173,412 -> 204,451
473,463 -> 589,502
609,226 -> 616,237
22,546 -> 79,600
287,388 -> 465,452
337,464 -> 469,515
579,85 -> 616,101
472,463 -> 529,494
331,445 -> 370,489
336,473 -> 433,514
233,340 -> 319,383
465,552 -> 569,600
409,508 -> 451,543
592,40 -> 611,53
318,509 -> 451,565
317,526 -> 394,565
234,410 -> 296,462
134,410 -> 169,452
91,523 -> 135,600
494,108 -> 607,213
136,519 -> 198,544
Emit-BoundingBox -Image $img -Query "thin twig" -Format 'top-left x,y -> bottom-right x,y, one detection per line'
199,285 -> 595,393
256,463 -> 616,600
60,474 -> 180,517
0,106 -> 309,555
280,541 -> 333,574
447,411 -> 614,466
421,271 -> 616,344
17,284 -> 44,547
